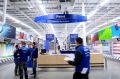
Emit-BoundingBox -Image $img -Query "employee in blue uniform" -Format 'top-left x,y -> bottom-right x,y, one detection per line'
19,42 -> 30,79
68,37 -> 90,79
31,42 -> 38,78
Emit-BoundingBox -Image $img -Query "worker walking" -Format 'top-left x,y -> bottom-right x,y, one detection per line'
67,37 -> 90,79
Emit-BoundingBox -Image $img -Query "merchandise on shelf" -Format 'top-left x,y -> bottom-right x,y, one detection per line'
112,42 -> 120,57
0,42 -> 14,58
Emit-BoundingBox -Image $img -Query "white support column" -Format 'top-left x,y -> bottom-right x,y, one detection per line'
82,2 -> 87,46
65,23 -> 68,50
3,0 -> 7,25
54,36 -> 56,54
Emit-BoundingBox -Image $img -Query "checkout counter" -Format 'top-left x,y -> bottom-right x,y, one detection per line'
37,51 -> 104,68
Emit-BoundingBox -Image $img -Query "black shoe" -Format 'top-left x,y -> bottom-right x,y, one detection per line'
15,74 -> 19,76
30,73 -> 34,75
25,76 -> 28,79
34,75 -> 36,78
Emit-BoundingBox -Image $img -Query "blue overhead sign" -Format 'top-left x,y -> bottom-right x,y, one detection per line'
34,14 -> 87,24
46,34 -> 54,41
70,34 -> 78,44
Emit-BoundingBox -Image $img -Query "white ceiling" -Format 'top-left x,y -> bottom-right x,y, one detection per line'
0,0 -> 120,42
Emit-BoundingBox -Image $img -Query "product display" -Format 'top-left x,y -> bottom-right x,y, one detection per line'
98,27 -> 112,40
0,43 -> 14,58
1,0 -> 120,79
92,33 -> 99,42
112,42 -> 120,56
112,24 -> 120,37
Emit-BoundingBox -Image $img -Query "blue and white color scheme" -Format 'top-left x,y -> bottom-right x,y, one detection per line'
34,14 -> 87,24
0,24 -> 16,39
112,25 -> 120,38
70,34 -> 78,44
46,34 -> 54,41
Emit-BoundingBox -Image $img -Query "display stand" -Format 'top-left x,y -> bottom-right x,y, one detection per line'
37,53 -> 104,68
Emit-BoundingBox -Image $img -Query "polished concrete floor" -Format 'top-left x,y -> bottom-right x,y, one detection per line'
0,59 -> 120,79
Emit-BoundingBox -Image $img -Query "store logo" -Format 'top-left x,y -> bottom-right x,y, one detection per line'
55,15 -> 66,20
46,34 -> 54,41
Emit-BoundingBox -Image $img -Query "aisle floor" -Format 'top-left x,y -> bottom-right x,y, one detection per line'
0,60 -> 120,79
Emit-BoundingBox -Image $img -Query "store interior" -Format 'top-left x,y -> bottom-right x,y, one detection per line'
0,0 -> 120,79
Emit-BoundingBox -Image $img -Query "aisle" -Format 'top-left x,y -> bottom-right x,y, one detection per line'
0,60 -> 120,79
0,63 -> 15,79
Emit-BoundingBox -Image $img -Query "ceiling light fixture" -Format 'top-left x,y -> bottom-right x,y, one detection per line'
72,23 -> 82,33
37,0 -> 56,36
0,10 -> 42,38
72,0 -> 111,34
99,0 -> 111,7
16,28 -> 27,33
88,0 -> 111,19
87,16 -> 120,35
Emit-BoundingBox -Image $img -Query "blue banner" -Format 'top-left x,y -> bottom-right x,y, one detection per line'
44,40 -> 50,52
34,14 -> 87,24
70,34 -> 78,44
56,38 -> 58,44
0,24 -> 16,39
46,34 -> 54,41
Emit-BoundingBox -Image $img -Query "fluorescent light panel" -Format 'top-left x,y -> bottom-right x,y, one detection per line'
87,16 -> 120,35
0,10 -> 42,38
37,0 -> 56,36
72,0 -> 111,34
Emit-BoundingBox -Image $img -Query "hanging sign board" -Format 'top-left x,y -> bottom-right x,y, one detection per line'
70,34 -> 78,44
35,14 -> 87,24
46,34 -> 54,42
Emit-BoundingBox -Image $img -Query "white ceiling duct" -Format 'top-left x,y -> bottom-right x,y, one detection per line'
59,0 -> 75,3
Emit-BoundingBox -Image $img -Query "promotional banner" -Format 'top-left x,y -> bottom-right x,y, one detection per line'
27,35 -> 33,42
16,32 -> 29,41
92,33 -> 99,42
19,32 -> 24,39
70,34 -> 78,44
16,31 -> 20,39
46,34 -> 54,41
112,24 -> 120,38
44,40 -> 50,52
98,27 -> 112,40
0,24 -> 16,39
86,35 -> 92,44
